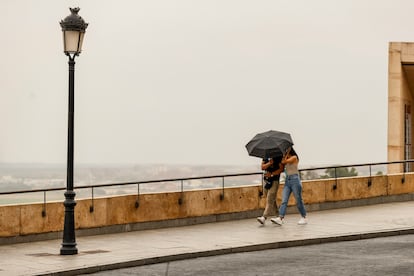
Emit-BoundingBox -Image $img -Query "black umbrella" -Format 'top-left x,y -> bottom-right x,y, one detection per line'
245,130 -> 293,159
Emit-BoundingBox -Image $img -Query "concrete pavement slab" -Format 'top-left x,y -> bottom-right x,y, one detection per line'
0,201 -> 413,276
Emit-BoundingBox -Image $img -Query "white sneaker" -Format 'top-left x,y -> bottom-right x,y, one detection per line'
298,217 -> 307,225
270,217 -> 283,225
257,216 -> 266,225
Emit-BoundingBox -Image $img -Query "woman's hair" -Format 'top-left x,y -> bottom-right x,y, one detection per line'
273,156 -> 283,164
289,147 -> 299,160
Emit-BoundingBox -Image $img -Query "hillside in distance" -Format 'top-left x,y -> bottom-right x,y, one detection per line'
0,162 -> 259,193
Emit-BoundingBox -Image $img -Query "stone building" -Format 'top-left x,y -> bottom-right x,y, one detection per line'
388,42 -> 414,173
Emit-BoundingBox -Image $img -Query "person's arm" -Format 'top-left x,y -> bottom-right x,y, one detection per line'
282,155 -> 297,165
261,159 -> 273,170
270,163 -> 284,177
282,152 -> 298,165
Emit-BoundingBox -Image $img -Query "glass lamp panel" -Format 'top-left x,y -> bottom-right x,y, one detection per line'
78,32 -> 85,53
63,30 -> 81,54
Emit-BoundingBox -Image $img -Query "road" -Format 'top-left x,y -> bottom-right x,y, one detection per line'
84,234 -> 414,276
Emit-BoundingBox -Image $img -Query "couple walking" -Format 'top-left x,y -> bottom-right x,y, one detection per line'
257,147 -> 307,225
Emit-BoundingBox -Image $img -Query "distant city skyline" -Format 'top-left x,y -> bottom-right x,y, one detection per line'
2,0 -> 412,168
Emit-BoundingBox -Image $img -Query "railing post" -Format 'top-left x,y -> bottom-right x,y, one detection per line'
135,183 -> 140,208
333,167 -> 338,190
402,160 -> 406,183
89,187 -> 94,213
220,177 -> 224,200
42,191 -> 46,217
178,180 -> 183,205
368,165 -> 372,187
259,172 -> 264,197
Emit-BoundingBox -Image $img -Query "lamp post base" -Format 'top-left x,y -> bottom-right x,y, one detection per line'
60,190 -> 78,255
60,244 -> 78,255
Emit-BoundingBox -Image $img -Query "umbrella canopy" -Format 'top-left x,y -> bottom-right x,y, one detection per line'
245,130 -> 293,159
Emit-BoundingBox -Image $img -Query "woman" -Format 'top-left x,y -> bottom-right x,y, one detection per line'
257,156 -> 284,225
271,147 -> 307,225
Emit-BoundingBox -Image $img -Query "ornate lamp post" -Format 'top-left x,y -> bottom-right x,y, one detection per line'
59,7 -> 88,255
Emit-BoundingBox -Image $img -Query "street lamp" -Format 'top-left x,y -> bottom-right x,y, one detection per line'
59,7 -> 88,255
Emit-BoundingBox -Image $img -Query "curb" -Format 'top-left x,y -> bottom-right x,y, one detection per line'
39,228 -> 414,276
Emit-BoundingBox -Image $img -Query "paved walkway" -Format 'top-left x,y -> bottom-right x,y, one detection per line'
1,201 -> 414,276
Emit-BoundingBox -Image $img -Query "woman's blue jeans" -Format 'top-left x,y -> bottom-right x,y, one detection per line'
279,174 -> 307,218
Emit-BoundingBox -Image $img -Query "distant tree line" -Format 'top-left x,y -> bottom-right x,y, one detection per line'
301,166 -> 383,181
320,167 -> 358,178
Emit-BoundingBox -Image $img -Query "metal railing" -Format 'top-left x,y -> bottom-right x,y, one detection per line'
298,159 -> 414,189
0,172 -> 263,213
1,160 -> 413,213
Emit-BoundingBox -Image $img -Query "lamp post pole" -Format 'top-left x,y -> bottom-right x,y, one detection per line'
61,55 -> 77,255
59,7 -> 88,256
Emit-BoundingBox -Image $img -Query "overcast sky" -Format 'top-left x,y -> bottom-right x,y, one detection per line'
1,0 -> 412,168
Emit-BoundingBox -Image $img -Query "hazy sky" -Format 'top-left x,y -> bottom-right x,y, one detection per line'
1,0 -> 412,168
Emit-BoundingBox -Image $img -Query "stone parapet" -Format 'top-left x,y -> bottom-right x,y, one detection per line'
1,173 -> 414,244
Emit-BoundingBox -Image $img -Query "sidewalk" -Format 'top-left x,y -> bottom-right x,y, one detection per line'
1,201 -> 414,276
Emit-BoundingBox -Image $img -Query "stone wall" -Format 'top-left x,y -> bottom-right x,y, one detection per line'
1,173 -> 413,243
388,42 -> 414,173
